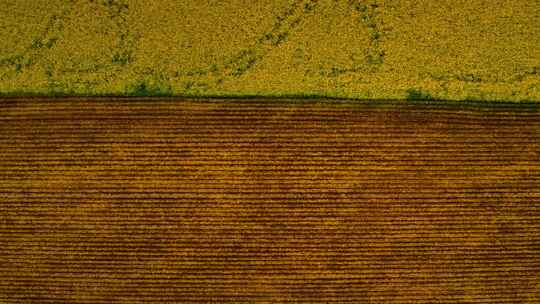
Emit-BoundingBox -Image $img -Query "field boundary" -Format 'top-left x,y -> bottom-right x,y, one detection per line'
1,96 -> 539,111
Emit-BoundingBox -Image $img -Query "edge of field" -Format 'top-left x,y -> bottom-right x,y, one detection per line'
1,95 -> 539,112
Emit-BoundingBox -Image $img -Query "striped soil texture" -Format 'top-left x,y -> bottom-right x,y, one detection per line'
0,98 -> 539,303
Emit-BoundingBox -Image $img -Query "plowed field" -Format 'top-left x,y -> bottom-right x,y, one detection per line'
0,98 -> 539,303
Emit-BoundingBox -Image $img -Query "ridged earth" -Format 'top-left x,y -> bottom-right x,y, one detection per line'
0,98 -> 539,303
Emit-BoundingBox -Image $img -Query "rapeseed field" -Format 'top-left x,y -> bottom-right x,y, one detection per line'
0,0 -> 538,102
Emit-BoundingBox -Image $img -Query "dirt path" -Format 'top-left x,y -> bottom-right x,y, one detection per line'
1,99 -> 539,303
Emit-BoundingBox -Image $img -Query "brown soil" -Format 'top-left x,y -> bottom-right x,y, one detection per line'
0,98 -> 539,303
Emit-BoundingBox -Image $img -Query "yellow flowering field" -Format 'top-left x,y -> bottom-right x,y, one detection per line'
0,0 -> 538,102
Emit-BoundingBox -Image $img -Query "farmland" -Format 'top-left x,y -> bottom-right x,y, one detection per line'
0,98 -> 539,302
0,0 -> 539,101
